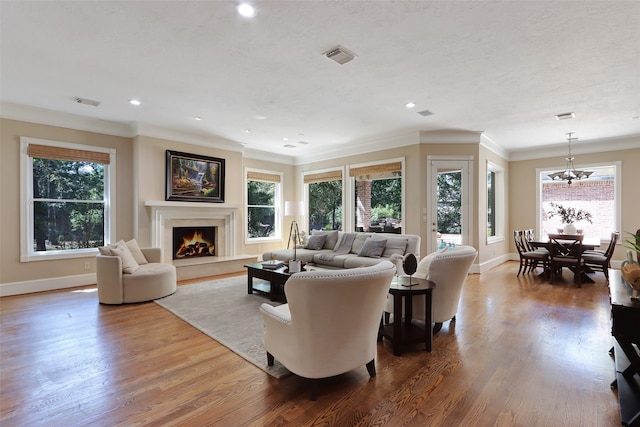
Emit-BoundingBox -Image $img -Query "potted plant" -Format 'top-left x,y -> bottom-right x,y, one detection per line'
547,202 -> 593,234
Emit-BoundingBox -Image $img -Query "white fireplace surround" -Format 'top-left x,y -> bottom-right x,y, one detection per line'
145,201 -> 242,264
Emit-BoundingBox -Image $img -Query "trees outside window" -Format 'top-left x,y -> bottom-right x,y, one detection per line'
32,159 -> 105,251
437,171 -> 462,234
246,171 -> 281,240
308,180 -> 342,231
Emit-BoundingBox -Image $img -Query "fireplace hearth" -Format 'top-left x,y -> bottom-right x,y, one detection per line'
173,226 -> 216,260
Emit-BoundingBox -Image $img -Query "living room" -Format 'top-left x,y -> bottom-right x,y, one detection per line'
1,1 -> 640,424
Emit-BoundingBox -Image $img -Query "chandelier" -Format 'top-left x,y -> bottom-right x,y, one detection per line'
547,132 -> 593,185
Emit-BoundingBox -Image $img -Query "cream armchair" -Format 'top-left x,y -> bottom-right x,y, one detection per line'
96,242 -> 177,304
387,245 -> 477,333
259,261 -> 395,400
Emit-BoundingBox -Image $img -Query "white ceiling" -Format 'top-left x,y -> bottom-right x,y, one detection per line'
2,1 -> 639,162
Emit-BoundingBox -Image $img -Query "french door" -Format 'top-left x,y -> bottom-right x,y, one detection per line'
426,157 -> 473,254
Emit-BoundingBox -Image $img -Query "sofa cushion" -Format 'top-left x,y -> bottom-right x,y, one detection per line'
312,253 -> 357,268
358,238 -> 387,258
305,234 -> 327,250
350,234 -> 370,254
382,237 -> 408,257
126,239 -> 148,265
311,230 -> 340,250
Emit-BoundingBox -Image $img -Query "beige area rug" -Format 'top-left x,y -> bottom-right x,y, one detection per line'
154,276 -> 290,378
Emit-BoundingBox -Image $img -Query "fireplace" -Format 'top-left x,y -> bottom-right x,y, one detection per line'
172,226 -> 216,260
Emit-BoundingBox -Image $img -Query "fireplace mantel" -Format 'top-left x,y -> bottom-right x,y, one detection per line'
145,201 -> 242,263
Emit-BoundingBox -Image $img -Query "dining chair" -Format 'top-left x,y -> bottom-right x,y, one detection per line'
547,233 -> 585,287
582,231 -> 619,282
514,230 -> 548,276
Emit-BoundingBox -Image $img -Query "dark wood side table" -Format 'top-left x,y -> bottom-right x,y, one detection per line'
381,276 -> 434,356
609,269 -> 640,426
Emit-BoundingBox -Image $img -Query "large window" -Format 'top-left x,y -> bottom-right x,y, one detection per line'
305,170 -> 343,231
351,161 -> 402,233
538,163 -> 620,240
246,170 -> 282,240
20,137 -> 115,261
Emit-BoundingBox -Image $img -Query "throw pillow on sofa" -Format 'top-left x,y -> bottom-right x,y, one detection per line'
305,234 -> 327,250
382,237 -> 408,257
99,240 -> 140,274
126,239 -> 148,265
359,238 -> 387,258
311,230 -> 340,250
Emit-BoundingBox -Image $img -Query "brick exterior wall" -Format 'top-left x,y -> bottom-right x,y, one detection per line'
356,180 -> 371,230
542,179 -> 615,237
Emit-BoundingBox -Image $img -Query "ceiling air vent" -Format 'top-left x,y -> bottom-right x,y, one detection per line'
75,97 -> 101,107
323,46 -> 356,65
555,112 -> 575,120
417,109 -> 434,117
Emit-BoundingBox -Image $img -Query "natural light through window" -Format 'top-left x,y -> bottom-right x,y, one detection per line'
538,162 -> 620,241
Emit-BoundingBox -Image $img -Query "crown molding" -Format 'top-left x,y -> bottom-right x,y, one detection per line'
508,134 -> 640,161
1,102 -> 134,137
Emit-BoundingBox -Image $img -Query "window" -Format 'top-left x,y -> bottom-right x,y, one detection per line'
246,170 -> 281,240
305,169 -> 343,231
538,163 -> 620,240
20,137 -> 115,261
486,161 -> 504,243
350,161 -> 403,233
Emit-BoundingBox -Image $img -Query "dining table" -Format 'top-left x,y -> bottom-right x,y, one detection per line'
528,236 -> 601,283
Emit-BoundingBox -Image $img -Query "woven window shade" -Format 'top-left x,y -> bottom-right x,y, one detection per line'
28,144 -> 111,164
247,171 -> 281,183
303,170 -> 343,184
349,162 -> 402,178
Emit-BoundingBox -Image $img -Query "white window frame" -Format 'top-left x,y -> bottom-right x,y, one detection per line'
536,161 -> 621,241
244,168 -> 282,243
20,137 -> 116,262
486,160 -> 505,245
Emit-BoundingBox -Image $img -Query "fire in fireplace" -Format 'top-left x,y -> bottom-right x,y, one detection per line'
173,226 -> 216,259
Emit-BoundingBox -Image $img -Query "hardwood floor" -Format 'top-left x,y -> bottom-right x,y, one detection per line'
1,262 -> 621,426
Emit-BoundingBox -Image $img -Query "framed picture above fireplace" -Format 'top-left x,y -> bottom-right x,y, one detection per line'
166,150 -> 225,203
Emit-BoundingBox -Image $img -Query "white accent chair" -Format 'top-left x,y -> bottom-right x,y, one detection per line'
259,261 -> 396,400
96,247 -> 177,304
387,245 -> 477,334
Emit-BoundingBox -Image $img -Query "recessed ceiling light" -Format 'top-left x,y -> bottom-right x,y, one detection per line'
283,137 -> 289,141
244,129 -> 251,133
405,102 -> 416,109
129,99 -> 141,106
555,112 -> 575,120
283,144 -> 296,148
193,116 -> 202,121
237,3 -> 256,18
255,115 -> 267,120
298,141 -> 310,145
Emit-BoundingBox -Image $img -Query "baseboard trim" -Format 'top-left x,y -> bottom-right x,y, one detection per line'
0,273 -> 97,297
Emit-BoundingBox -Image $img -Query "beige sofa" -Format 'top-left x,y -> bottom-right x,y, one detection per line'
261,230 -> 420,270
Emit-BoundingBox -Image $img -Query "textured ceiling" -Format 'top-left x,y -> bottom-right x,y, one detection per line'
1,1 -> 639,162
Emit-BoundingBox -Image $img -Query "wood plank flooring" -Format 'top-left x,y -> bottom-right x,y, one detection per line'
0,262 -> 621,426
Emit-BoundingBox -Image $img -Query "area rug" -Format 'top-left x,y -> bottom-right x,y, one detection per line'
154,276 -> 290,378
